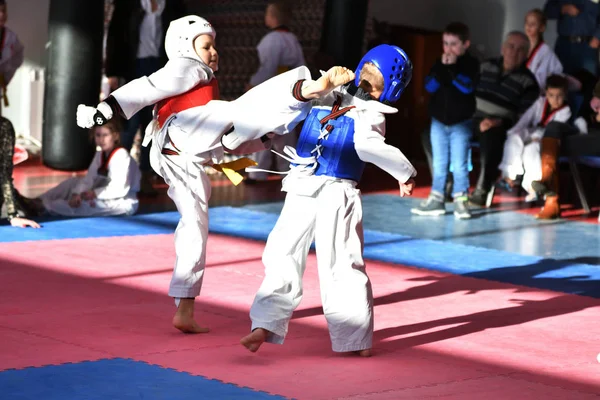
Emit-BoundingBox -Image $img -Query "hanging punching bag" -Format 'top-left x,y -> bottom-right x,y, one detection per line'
320,0 -> 369,69
42,0 -> 104,171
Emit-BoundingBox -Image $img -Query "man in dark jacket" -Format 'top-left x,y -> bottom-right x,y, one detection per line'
104,0 -> 186,195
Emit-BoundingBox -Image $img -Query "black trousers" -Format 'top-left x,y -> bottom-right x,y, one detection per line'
546,120 -> 600,156
472,120 -> 508,192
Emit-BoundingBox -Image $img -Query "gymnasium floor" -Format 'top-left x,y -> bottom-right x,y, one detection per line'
1,159 -> 600,399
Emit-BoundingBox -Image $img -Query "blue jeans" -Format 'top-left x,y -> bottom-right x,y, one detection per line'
555,36 -> 599,76
430,118 -> 473,197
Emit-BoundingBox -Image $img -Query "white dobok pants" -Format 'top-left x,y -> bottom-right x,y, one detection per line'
40,178 -> 138,217
499,134 -> 542,195
149,131 -> 213,300
249,179 -> 373,352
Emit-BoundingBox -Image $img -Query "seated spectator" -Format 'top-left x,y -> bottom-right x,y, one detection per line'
411,22 -> 479,219
32,120 -> 141,217
532,77 -> 600,219
498,74 -> 571,201
0,117 -> 39,228
469,31 -> 540,207
524,8 -> 563,90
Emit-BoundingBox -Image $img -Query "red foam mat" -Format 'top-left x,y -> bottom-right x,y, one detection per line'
1,234 -> 599,399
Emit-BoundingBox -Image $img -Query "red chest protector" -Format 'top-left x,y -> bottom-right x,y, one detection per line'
156,78 -> 219,128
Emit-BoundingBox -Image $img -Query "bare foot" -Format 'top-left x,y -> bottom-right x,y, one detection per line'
240,328 -> 269,352
172,298 -> 209,334
354,349 -> 372,357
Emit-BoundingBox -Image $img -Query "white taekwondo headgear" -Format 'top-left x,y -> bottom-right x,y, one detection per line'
164,15 -> 216,63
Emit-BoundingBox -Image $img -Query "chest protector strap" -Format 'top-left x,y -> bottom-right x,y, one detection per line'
293,95 -> 367,181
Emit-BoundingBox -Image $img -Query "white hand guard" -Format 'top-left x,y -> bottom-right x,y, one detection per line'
76,105 -> 97,129
76,102 -> 113,129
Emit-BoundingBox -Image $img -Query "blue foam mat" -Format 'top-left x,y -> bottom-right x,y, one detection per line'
0,212 -> 179,242
0,358 -> 287,399
1,195 -> 598,298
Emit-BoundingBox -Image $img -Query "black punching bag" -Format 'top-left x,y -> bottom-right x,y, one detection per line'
320,0 -> 369,69
42,0 -> 104,171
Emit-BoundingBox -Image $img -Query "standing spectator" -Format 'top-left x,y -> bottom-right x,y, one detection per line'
524,8 -> 563,90
469,32 -> 540,207
105,0 -> 186,195
245,1 -> 305,183
411,22 -> 479,219
1,117 -> 39,228
544,0 -> 600,76
0,1 -> 37,228
0,0 -> 24,116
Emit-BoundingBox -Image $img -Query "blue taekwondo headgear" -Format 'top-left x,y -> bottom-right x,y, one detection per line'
355,44 -> 412,103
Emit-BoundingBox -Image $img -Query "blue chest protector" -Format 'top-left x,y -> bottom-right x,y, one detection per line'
294,107 -> 365,182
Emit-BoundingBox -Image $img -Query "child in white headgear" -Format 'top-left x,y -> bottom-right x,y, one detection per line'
76,15 -> 255,335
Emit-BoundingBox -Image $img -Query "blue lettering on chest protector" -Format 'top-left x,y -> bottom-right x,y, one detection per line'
294,108 -> 365,181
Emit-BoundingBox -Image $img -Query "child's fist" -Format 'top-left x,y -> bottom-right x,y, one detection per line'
325,66 -> 355,88
302,66 -> 356,99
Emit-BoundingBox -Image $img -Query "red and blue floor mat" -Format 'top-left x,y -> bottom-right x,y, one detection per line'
1,195 -> 599,399
1,359 -> 285,399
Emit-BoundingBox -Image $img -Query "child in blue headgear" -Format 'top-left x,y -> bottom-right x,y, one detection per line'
227,44 -> 417,357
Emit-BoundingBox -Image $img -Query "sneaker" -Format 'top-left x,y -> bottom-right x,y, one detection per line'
411,194 -> 446,216
453,196 -> 472,219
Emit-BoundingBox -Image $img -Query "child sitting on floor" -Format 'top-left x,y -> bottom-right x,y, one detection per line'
34,119 -> 141,217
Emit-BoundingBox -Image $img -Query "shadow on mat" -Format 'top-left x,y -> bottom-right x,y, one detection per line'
374,293 -> 597,349
292,256 -> 600,321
